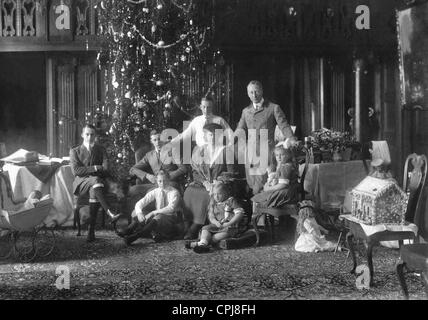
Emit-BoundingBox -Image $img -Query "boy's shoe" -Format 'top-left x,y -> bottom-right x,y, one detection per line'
193,244 -> 210,254
184,240 -> 198,249
184,240 -> 192,249
151,231 -> 164,243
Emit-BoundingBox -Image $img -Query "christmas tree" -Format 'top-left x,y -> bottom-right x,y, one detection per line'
96,0 -> 215,180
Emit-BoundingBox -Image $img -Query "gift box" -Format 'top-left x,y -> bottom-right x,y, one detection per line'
351,176 -> 408,225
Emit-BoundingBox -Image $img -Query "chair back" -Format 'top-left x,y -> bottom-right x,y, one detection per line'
403,154 -> 428,224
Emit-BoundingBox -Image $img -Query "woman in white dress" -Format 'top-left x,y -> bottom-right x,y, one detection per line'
294,202 -> 338,253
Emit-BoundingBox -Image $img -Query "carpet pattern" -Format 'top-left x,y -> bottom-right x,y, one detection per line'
0,230 -> 425,300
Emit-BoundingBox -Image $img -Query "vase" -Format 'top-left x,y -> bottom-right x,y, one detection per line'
342,148 -> 352,161
333,150 -> 342,162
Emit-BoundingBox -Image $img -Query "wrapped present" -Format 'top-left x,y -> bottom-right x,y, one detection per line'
351,176 -> 408,225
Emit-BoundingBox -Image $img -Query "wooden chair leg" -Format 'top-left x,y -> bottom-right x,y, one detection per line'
396,259 -> 409,300
367,241 -> 375,287
73,207 -> 81,236
346,231 -> 357,274
101,208 -> 106,228
422,271 -> 428,299
252,214 -> 262,247
268,215 -> 275,242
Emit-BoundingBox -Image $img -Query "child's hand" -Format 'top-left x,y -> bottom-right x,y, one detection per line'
215,221 -> 222,228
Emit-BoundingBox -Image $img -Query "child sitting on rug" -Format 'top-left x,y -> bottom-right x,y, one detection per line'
294,201 -> 338,253
117,170 -> 181,245
185,182 -> 247,253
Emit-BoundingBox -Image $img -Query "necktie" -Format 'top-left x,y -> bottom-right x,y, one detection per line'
159,190 -> 167,209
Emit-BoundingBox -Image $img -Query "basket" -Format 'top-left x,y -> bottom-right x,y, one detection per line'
0,199 -> 54,232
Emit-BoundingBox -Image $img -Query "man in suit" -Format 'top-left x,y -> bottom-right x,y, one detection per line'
70,124 -> 121,242
235,80 -> 296,195
128,129 -> 188,206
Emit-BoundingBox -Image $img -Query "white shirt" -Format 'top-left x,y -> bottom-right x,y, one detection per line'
83,142 -> 95,152
253,98 -> 265,110
172,114 -> 233,147
134,185 -> 180,221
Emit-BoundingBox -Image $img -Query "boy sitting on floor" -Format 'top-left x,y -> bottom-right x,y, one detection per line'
185,182 -> 247,253
118,170 -> 181,245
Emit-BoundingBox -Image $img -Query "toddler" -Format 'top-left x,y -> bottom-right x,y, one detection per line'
185,182 -> 247,253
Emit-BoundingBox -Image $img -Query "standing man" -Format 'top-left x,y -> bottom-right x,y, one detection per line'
236,80 -> 296,195
170,96 -> 233,148
70,124 -> 122,242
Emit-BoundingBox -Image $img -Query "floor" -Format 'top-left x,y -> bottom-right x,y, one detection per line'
0,228 -> 425,300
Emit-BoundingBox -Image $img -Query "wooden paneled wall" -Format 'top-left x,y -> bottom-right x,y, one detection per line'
56,64 -> 76,157
77,64 -> 98,134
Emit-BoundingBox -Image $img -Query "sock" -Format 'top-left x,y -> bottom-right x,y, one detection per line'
198,239 -> 208,246
92,187 -> 112,213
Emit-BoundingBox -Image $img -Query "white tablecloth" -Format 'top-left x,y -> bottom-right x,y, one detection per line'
340,214 -> 418,248
3,163 -> 74,227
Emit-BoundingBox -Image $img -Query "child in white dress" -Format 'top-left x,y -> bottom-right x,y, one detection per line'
294,203 -> 337,253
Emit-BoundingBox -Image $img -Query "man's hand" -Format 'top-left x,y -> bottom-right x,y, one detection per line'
95,165 -> 104,172
146,174 -> 156,184
136,211 -> 145,223
203,181 -> 212,193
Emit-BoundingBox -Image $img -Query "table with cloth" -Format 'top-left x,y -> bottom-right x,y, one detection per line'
301,160 -> 370,210
2,163 -> 74,227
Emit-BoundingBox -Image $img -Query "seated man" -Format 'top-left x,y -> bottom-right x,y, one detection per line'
70,124 -> 122,242
119,170 -> 181,245
128,130 -> 187,205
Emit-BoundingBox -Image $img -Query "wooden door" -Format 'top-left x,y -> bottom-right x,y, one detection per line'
46,54 -> 100,157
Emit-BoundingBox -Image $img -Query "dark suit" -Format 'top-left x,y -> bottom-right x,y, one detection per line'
128,146 -> 188,211
70,144 -> 109,196
236,100 -> 294,194
131,147 -> 187,184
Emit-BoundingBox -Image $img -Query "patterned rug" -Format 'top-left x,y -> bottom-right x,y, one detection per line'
0,229 -> 425,300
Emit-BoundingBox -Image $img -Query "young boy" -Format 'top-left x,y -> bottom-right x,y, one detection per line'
119,170 -> 181,245
185,182 -> 247,253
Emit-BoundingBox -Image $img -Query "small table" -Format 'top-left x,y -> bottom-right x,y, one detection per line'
341,214 -> 417,287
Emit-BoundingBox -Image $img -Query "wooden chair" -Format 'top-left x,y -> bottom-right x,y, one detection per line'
345,153 -> 426,287
252,146 -> 310,246
395,154 -> 428,299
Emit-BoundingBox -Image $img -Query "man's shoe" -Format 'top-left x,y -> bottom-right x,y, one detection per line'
151,231 -> 163,243
110,213 -> 123,224
184,240 -> 197,249
123,235 -> 134,246
193,244 -> 210,254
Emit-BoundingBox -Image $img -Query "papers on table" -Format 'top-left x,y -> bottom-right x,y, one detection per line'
38,155 -> 69,165
0,149 -> 69,166
0,148 -> 39,164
